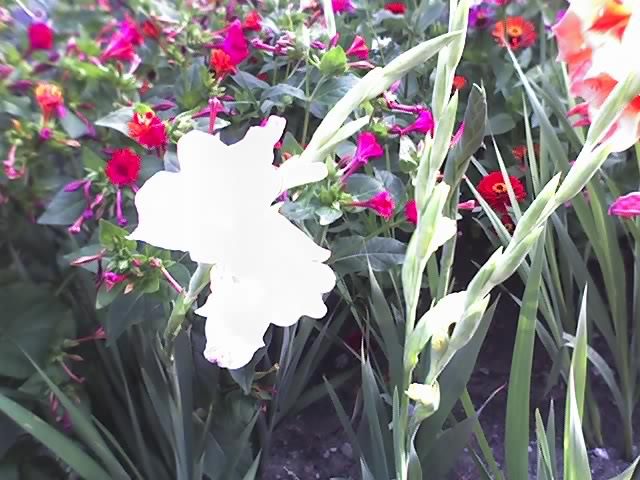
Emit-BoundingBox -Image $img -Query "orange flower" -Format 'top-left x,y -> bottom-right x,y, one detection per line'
492,16 -> 537,50
34,83 -> 63,124
210,48 -> 237,78
553,0 -> 640,152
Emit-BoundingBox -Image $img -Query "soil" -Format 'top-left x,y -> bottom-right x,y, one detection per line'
262,292 -> 639,480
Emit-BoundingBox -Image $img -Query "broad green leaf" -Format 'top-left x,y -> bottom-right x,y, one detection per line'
319,46 -> 348,76
37,187 -> 85,226
0,286 -> 63,378
59,109 -> 91,139
231,71 -> 270,91
486,113 -> 515,135
95,106 -> 135,138
331,236 -> 406,273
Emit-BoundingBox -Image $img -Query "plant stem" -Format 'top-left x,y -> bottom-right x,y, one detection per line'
163,263 -> 213,346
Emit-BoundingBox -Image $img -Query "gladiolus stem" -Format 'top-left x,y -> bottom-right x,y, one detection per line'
164,263 -> 212,345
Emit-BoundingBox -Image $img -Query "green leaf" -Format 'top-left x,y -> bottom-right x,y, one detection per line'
232,71 -> 270,91
563,288 -> 591,480
37,187 -> 85,226
0,286 -> 63,378
345,174 -> 385,200
315,206 -> 343,225
176,61 -> 209,109
82,147 -> 105,171
420,416 -> 476,478
95,107 -> 135,138
261,84 -> 308,103
486,113 -> 515,135
99,219 -> 131,250
319,46 -> 348,76
505,235 -> 546,480
0,393 -> 112,480
330,236 -> 406,273
310,75 -> 360,118
59,109 -> 91,139
104,292 -> 165,344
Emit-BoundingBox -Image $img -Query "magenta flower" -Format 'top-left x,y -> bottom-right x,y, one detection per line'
346,35 -> 369,59
332,0 -> 355,13
451,122 -> 465,147
352,191 -> 396,220
341,132 -> 384,180
609,192 -> 640,218
458,199 -> 477,210
392,110 -> 435,136
221,20 -> 249,64
468,6 -> 494,29
102,271 -> 128,291
405,199 -> 417,225
100,17 -> 142,62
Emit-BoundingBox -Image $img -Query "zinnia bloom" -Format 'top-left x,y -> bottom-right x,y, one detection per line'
105,148 -> 141,186
384,2 -> 407,14
28,22 -> 54,50
35,83 -> 63,124
128,109 -> 168,150
477,171 -> 527,212
452,75 -> 467,91
553,0 -> 640,152
492,16 -> 537,50
609,191 -> 640,218
351,191 -> 395,219
130,117 -> 333,369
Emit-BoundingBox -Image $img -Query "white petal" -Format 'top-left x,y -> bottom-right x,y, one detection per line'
129,171 -> 191,251
176,130 -> 227,178
277,156 -> 328,191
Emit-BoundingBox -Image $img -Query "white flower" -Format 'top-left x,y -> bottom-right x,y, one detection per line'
130,117 -> 335,369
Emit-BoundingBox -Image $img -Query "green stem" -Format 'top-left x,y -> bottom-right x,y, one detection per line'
163,263 -> 213,345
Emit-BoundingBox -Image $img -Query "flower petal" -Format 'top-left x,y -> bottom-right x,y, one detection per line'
129,171 -> 191,251
277,156 -> 329,191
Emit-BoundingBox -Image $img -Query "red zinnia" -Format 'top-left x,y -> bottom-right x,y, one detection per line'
477,171 -> 526,212
384,2 -> 407,14
491,16 -> 537,50
105,149 -> 141,186
28,22 -> 54,50
210,49 -> 237,77
243,11 -> 262,31
127,110 -> 167,150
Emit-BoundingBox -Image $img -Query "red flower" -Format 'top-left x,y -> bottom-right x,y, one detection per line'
492,16 -> 537,50
127,110 -> 167,150
142,20 -> 161,39
210,49 -> 237,77
477,171 -> 526,212
105,148 -> 141,186
452,75 -> 467,91
346,35 -> 369,60
257,72 -> 269,82
384,2 -> 407,14
28,22 -> 54,50
243,10 -> 262,31
405,199 -> 418,225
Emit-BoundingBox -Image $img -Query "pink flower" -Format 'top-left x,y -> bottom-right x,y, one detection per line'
392,110 -> 435,136
451,122 -> 465,147
352,191 -> 395,220
332,0 -> 355,13
609,191 -> 640,218
405,199 -> 418,225
102,271 -> 127,291
100,17 -> 142,62
221,20 -> 249,65
346,35 -> 369,59
458,199 -> 477,210
28,22 -> 54,50
341,132 -> 384,180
